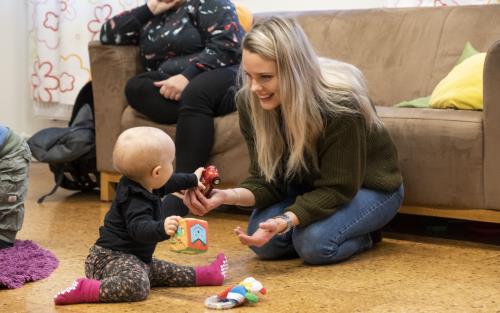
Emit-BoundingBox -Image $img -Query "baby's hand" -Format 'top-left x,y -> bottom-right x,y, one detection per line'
194,167 -> 206,190
164,215 -> 182,236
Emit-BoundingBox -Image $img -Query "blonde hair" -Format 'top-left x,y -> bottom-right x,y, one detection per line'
237,16 -> 381,183
113,127 -> 174,180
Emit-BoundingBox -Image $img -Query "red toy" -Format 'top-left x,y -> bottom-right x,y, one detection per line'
201,165 -> 221,196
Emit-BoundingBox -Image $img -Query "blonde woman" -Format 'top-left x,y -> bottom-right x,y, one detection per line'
184,17 -> 404,265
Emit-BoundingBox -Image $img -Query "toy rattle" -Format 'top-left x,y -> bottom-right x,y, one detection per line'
204,277 -> 266,309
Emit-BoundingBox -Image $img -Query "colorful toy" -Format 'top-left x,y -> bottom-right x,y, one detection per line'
204,277 -> 266,309
169,218 -> 208,254
201,165 -> 221,196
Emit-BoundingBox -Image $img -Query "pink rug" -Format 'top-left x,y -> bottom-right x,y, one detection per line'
0,240 -> 59,289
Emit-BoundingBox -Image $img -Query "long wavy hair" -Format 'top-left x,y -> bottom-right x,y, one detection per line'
237,16 -> 382,183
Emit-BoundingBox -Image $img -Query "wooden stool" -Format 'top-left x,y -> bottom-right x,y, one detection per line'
100,171 -> 121,201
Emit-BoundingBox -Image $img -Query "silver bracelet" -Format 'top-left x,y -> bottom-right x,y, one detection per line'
273,214 -> 293,235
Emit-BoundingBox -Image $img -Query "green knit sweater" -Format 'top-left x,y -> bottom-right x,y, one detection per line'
237,101 -> 403,227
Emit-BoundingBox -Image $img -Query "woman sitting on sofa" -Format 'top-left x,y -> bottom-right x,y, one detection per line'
182,16 -> 404,265
100,0 -> 246,213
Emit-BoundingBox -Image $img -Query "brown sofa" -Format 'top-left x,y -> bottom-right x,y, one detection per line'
90,5 -> 500,223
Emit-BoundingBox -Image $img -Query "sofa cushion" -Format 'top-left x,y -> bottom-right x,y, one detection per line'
294,8 -> 448,107
456,41 -> 479,65
377,106 -> 484,208
121,107 -> 249,186
234,2 -> 253,32
291,6 -> 500,107
394,42 -> 479,109
430,53 -> 485,110
394,96 -> 431,109
122,106 -> 177,137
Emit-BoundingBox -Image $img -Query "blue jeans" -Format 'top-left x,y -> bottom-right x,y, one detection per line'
247,184 -> 404,265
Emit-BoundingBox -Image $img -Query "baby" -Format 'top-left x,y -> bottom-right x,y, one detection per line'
54,126 -> 227,305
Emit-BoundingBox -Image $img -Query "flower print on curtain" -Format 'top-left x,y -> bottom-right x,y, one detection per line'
28,0 -> 144,120
385,0 -> 500,7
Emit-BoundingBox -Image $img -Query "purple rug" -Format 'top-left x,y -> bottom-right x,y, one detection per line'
0,240 -> 59,289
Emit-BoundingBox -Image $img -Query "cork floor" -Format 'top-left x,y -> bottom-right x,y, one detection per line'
1,163 -> 499,313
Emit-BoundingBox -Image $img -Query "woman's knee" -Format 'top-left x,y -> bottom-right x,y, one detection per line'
124,76 -> 145,108
179,79 -> 212,114
179,68 -> 237,114
293,227 -> 342,265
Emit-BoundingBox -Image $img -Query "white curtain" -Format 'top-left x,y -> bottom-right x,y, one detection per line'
28,0 -> 144,120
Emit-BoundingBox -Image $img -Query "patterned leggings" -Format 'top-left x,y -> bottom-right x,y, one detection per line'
85,245 -> 196,302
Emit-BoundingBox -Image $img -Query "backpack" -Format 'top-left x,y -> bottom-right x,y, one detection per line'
28,81 -> 99,203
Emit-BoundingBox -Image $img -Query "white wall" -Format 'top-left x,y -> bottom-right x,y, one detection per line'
0,0 -> 65,138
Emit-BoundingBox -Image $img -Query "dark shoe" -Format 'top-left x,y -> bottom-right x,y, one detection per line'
369,230 -> 383,245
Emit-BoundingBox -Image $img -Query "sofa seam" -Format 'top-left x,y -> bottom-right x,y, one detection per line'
381,116 -> 483,123
425,7 -> 454,94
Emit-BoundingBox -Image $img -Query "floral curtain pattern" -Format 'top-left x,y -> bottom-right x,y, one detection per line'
28,0 -> 144,120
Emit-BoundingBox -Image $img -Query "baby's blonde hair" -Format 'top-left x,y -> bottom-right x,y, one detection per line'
112,127 -> 174,180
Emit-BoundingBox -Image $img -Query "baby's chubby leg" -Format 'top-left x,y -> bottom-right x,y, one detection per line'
55,247 -> 151,305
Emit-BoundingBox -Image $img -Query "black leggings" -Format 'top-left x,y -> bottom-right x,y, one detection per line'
125,67 -> 238,173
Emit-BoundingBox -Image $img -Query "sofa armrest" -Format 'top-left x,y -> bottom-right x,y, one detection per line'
483,40 -> 500,210
89,41 -> 142,173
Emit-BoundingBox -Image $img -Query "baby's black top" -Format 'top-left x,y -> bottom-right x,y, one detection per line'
95,173 -> 197,263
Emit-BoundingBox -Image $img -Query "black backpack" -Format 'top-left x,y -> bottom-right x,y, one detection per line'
28,82 -> 99,203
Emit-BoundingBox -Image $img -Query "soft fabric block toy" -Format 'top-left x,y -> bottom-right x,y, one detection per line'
205,277 -> 266,309
169,218 -> 208,254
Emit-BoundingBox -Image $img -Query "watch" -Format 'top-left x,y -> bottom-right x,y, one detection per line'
273,214 -> 294,235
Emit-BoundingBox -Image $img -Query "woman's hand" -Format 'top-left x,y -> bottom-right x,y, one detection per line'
233,217 -> 286,247
183,188 -> 226,216
154,74 -> 189,101
147,0 -> 182,15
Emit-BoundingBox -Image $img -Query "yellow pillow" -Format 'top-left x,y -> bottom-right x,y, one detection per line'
430,53 -> 486,110
233,2 -> 253,33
